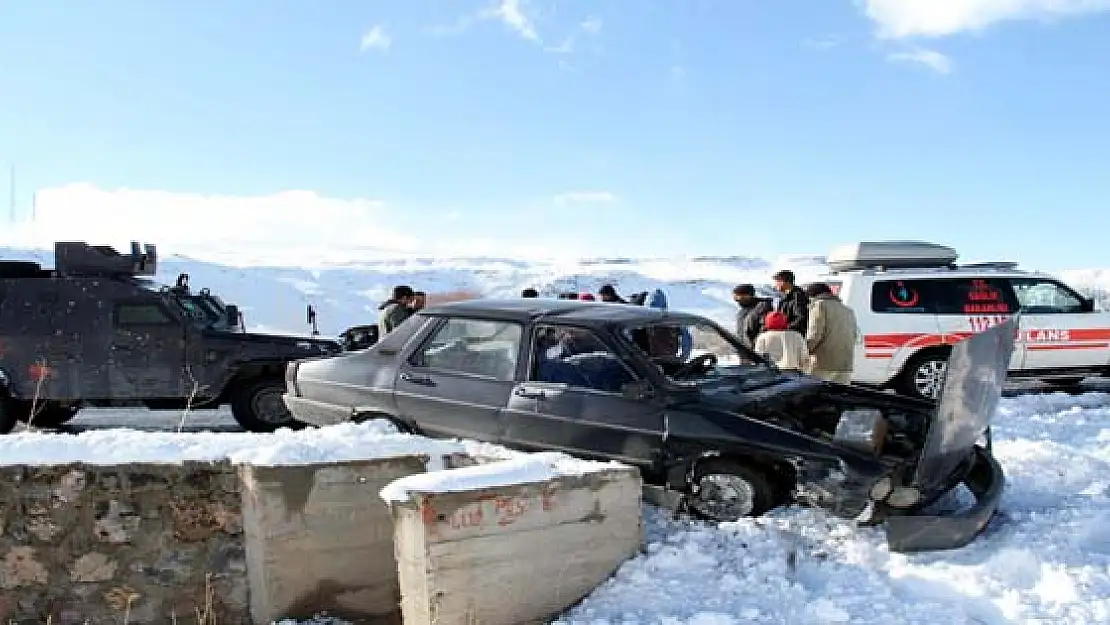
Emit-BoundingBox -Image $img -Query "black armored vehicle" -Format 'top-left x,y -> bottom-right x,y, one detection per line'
284,298 -> 1011,552
0,241 -> 341,434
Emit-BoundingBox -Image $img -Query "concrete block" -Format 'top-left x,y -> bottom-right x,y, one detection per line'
386,464 -> 643,625
239,455 -> 430,625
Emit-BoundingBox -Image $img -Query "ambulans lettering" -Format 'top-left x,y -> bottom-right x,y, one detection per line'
1023,329 -> 1071,343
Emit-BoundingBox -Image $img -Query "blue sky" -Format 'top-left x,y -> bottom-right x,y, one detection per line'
2,0 -> 1110,268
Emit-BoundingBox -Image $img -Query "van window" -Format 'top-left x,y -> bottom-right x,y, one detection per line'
870,280 -> 936,314
1008,278 -> 1086,314
931,278 -> 1018,315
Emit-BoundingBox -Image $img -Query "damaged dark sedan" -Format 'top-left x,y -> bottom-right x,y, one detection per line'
283,299 -> 1012,553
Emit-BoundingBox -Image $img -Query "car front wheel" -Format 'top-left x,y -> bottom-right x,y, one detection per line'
231,379 -> 305,433
686,459 -> 777,521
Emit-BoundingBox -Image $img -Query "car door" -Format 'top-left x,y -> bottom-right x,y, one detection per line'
393,316 -> 523,441
1007,277 -> 1110,372
501,323 -> 665,469
109,300 -> 187,399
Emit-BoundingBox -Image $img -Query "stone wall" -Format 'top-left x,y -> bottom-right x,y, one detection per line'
0,461 -> 248,625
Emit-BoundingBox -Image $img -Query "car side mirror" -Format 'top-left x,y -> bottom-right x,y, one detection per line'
621,380 -> 654,400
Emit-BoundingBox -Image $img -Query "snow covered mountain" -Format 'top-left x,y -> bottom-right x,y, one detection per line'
2,244 -> 1107,337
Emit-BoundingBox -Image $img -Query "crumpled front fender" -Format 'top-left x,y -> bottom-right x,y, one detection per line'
883,445 -> 1004,553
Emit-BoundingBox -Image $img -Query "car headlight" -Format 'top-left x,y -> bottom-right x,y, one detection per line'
886,486 -> 922,508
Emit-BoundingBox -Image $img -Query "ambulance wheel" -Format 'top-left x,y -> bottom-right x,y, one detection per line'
898,349 -> 950,401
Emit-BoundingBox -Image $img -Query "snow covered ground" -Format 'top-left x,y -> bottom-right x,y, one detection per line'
2,392 -> 1109,623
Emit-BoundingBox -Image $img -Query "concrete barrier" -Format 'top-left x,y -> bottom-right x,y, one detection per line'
0,438 -> 643,624
239,455 -> 427,625
381,455 -> 644,625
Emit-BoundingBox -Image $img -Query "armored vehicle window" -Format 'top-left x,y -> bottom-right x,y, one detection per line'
1007,278 -> 1085,314
114,303 -> 174,326
530,325 -> 638,394
412,317 -> 522,381
931,278 -> 1018,315
870,280 -> 937,314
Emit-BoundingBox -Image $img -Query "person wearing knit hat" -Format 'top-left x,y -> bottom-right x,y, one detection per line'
753,310 -> 808,371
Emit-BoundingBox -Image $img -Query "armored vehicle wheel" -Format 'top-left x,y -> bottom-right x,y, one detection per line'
0,398 -> 16,435
24,404 -> 80,429
686,458 -> 778,522
231,379 -> 304,433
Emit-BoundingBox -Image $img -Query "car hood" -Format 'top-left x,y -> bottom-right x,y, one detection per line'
202,329 -> 342,356
913,316 -> 1016,486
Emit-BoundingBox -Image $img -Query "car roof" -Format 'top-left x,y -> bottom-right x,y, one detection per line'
821,266 -> 1055,281
419,298 -> 705,326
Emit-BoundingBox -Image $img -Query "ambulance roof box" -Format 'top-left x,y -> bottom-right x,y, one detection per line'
826,241 -> 958,273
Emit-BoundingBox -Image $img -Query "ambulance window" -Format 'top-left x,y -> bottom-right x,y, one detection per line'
870,280 -> 935,314
932,278 -> 1018,315
1008,278 -> 1085,314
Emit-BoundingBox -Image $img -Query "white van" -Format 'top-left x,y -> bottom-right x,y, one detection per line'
817,241 -> 1110,400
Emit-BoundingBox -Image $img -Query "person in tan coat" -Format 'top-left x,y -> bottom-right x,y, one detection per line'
803,283 -> 858,384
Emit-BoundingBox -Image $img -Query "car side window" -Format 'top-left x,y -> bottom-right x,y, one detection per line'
931,278 -> 1018,315
115,303 -> 174,326
870,280 -> 936,314
412,317 -> 522,381
1008,278 -> 1086,314
530,325 -> 637,394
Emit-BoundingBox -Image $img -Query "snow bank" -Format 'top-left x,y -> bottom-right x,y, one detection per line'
379,451 -> 626,502
0,420 -> 467,466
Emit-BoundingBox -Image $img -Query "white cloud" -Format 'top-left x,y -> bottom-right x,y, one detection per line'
581,17 -> 602,35
552,190 -> 619,205
887,46 -> 953,73
360,25 -> 392,52
862,0 -> 1110,39
486,0 -> 539,42
0,184 -> 622,266
544,17 -> 603,54
0,184 -> 421,265
801,35 -> 846,50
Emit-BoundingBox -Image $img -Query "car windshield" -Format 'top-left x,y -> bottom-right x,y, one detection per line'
621,319 -> 769,385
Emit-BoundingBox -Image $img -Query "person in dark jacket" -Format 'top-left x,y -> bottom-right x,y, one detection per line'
521,287 -> 539,298
771,270 -> 809,334
598,284 -> 627,304
732,284 -> 773,347
379,285 -> 416,334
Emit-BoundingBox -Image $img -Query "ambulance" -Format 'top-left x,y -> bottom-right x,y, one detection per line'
818,241 -> 1110,400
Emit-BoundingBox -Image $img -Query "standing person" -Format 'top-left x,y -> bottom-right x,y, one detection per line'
771,270 -> 810,335
753,311 -> 808,371
598,284 -> 627,304
521,287 -> 539,298
379,285 -> 417,335
732,284 -> 772,347
803,282 -> 858,384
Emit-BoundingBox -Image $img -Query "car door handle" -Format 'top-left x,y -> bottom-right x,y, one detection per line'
514,385 -> 552,399
400,372 -> 436,386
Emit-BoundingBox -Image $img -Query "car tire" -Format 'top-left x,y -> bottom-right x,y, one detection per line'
897,349 -> 951,401
0,398 -> 16,435
230,379 -> 305,433
686,458 -> 778,522
24,404 -> 80,429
